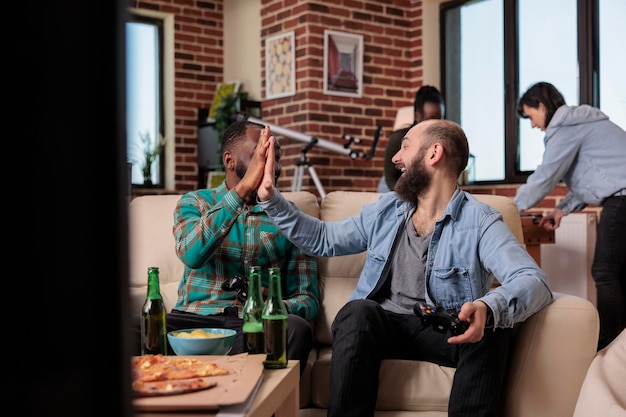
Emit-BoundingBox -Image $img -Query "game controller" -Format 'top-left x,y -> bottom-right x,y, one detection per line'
413,300 -> 469,336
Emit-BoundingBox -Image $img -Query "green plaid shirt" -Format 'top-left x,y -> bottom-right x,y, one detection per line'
172,182 -> 319,320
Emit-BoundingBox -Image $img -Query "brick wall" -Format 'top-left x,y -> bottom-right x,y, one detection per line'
130,0 -> 598,217
259,0 -> 424,197
132,0 -> 425,196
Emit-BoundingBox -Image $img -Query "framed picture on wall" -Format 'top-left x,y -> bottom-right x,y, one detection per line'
323,30 -> 363,98
208,81 -> 240,121
265,31 -> 296,99
207,171 -> 226,189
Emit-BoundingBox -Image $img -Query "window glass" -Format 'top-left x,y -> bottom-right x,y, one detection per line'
599,0 -> 626,130
518,0 -> 577,172
126,20 -> 161,186
461,0 -> 504,182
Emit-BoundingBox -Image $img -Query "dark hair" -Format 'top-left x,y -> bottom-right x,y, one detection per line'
221,120 -> 264,152
517,82 -> 567,127
422,120 -> 469,178
413,85 -> 445,120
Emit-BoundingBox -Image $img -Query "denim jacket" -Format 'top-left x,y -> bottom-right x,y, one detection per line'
260,188 -> 553,328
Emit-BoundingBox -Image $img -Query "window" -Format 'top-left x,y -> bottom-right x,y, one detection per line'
598,0 -> 626,131
441,0 -> 625,184
126,10 -> 174,188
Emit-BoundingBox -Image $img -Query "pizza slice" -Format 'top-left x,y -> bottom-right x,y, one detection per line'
131,354 -> 229,397
133,354 -> 229,383
132,378 -> 218,397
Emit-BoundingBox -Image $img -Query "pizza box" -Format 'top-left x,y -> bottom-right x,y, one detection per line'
133,352 -> 264,412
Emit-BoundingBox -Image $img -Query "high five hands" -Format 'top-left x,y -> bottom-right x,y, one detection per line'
256,125 -> 277,202
233,125 -> 275,203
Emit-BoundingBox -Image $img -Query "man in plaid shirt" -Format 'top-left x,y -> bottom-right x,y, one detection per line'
167,120 -> 319,374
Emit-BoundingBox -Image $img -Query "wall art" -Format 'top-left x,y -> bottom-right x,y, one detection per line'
265,31 -> 296,99
323,30 -> 363,98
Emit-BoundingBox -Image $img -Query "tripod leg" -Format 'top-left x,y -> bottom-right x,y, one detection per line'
307,165 -> 326,199
292,164 -> 304,192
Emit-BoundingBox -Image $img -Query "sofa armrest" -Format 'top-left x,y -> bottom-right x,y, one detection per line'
505,292 -> 599,417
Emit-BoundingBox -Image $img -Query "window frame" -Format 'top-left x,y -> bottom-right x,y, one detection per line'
440,0 -> 601,185
126,8 -> 175,190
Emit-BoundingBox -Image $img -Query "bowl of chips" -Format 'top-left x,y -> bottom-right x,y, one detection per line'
167,328 -> 237,355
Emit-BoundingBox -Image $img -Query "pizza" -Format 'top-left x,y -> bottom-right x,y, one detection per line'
132,354 -> 229,397
133,378 -> 217,397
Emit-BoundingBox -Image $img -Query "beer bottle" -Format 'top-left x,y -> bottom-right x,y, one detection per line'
262,267 -> 288,368
141,267 -> 168,355
242,266 -> 265,354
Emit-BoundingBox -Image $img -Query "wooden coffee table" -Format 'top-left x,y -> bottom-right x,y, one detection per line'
135,355 -> 300,417
227,359 -> 300,417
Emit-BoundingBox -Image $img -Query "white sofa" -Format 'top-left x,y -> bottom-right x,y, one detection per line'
129,190 -> 600,417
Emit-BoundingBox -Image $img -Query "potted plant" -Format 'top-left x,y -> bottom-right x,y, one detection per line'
138,131 -> 165,186
213,91 -> 248,146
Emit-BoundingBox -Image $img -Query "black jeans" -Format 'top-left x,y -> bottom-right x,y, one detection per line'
593,195 -> 626,350
133,307 -> 313,376
328,299 -> 513,417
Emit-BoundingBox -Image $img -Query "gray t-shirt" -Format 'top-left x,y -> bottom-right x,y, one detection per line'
377,215 -> 432,314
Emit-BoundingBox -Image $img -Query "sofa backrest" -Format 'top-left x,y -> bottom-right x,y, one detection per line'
313,191 -> 524,345
128,191 -> 320,316
315,191 -> 383,344
129,194 -> 183,316
128,190 -> 522,345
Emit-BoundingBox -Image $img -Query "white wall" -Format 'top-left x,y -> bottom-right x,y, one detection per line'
224,0 -> 262,101
422,0 -> 444,87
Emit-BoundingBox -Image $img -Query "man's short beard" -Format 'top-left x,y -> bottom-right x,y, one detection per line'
394,151 -> 431,203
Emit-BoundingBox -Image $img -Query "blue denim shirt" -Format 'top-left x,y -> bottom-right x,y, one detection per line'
260,188 -> 553,328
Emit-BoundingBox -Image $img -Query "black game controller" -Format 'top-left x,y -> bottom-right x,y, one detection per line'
413,300 -> 469,336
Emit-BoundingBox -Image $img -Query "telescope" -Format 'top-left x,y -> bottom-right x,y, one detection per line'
233,112 -> 381,197
233,113 -> 380,160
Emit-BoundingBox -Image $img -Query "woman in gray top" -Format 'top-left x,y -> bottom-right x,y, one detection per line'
515,81 -> 626,350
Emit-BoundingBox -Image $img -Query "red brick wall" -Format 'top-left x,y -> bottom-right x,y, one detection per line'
261,0 -> 425,197
132,0 -> 424,195
130,0 -> 591,217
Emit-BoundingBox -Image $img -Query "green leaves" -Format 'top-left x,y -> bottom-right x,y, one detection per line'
214,91 -> 248,141
138,131 -> 166,180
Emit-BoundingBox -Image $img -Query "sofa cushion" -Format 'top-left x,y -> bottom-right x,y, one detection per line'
310,345 -> 455,411
129,194 -> 184,314
315,191 -> 383,345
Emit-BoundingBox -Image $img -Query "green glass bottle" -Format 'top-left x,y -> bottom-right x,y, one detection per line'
262,267 -> 288,369
141,267 -> 168,355
243,266 -> 265,354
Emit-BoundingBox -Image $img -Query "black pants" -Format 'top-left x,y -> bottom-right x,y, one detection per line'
593,195 -> 626,350
328,299 -> 513,417
133,307 -> 313,376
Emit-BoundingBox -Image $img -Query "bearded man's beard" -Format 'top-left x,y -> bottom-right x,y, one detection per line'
394,152 -> 431,203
